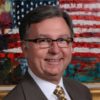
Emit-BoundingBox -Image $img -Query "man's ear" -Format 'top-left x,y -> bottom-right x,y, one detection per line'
71,43 -> 74,53
21,41 -> 28,57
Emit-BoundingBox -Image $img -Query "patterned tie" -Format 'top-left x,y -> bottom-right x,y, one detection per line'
54,85 -> 67,100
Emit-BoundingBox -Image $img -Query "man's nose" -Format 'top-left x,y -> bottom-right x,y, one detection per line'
48,42 -> 61,54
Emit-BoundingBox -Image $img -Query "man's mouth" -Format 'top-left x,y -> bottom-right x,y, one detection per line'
45,58 -> 63,65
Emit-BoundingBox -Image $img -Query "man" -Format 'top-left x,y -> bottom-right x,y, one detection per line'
4,5 -> 92,100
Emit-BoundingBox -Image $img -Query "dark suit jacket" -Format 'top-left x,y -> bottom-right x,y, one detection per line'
3,73 -> 92,100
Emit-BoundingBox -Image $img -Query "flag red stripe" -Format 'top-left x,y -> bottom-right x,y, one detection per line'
74,25 -> 100,29
75,33 -> 100,37
61,8 -> 100,12
73,52 -> 100,58
73,42 -> 100,48
71,15 -> 100,21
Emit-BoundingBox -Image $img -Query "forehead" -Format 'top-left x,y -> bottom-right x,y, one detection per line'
26,17 -> 71,38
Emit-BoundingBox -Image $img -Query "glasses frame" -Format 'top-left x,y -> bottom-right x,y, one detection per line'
24,37 -> 73,48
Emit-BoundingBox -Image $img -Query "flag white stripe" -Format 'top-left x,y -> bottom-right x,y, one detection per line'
69,11 -> 100,17
74,27 -> 100,33
73,20 -> 100,25
60,3 -> 100,9
4,28 -> 19,34
74,37 -> 100,42
74,47 -> 100,53
3,47 -> 22,53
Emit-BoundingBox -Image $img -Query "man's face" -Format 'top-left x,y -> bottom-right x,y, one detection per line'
22,17 -> 73,83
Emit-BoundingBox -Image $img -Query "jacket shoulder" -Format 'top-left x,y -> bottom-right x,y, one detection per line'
63,77 -> 89,91
63,77 -> 92,100
3,83 -> 24,100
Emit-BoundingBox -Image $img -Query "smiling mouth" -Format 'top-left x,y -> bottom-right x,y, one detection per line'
45,58 -> 63,65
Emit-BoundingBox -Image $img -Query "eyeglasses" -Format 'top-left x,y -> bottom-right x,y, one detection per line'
24,37 -> 73,48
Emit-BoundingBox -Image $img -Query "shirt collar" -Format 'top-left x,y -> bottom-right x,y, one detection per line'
28,68 -> 64,99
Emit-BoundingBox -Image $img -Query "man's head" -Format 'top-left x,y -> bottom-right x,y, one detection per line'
20,5 -> 74,84
19,5 -> 74,40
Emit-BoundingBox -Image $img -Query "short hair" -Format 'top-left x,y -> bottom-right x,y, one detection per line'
19,5 -> 74,40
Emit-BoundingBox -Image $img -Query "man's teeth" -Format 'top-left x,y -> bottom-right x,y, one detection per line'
45,59 -> 62,62
48,59 -> 59,62
45,58 -> 63,65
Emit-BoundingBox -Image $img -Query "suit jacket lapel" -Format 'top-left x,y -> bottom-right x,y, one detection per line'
21,73 -> 47,100
63,78 -> 77,100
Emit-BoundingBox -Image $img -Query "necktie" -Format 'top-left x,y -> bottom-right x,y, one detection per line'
54,85 -> 67,100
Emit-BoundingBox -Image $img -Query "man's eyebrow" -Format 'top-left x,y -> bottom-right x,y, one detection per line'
33,34 -> 71,38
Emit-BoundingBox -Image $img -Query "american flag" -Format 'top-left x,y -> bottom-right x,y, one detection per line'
59,0 -> 100,81
60,1 -> 100,59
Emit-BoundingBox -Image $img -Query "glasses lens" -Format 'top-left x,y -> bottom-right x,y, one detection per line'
38,38 -> 51,48
57,38 -> 73,48
57,38 -> 67,47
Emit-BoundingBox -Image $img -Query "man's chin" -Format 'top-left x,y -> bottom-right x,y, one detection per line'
44,67 -> 63,76
44,72 -> 62,84
45,71 -> 61,77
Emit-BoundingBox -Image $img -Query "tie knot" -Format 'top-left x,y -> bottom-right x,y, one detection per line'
54,85 -> 66,100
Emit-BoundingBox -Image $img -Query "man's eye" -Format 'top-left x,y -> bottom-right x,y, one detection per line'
37,38 -> 50,43
58,38 -> 64,41
57,38 -> 66,42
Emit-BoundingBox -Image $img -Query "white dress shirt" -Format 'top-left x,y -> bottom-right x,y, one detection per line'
28,68 -> 71,100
